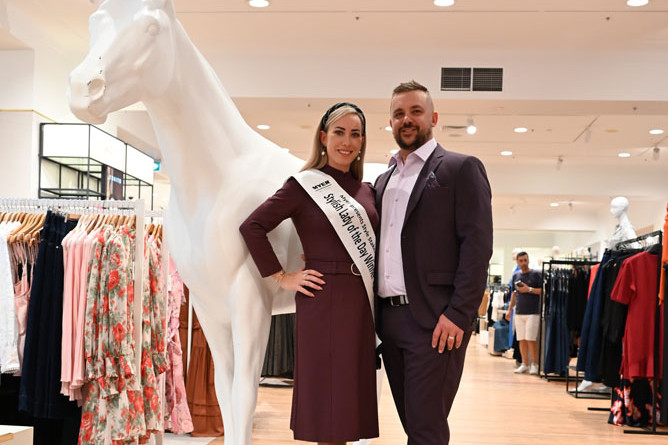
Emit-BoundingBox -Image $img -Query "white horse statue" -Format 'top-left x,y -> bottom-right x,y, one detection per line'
69,1 -> 375,444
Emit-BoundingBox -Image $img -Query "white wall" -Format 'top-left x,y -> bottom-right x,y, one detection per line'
0,50 -> 33,106
0,111 -> 40,198
0,50 -> 37,198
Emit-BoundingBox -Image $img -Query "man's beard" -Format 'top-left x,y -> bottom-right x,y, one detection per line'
393,123 -> 432,151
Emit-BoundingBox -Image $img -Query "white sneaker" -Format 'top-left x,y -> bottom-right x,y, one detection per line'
529,363 -> 539,375
514,364 -> 529,374
577,380 -> 593,392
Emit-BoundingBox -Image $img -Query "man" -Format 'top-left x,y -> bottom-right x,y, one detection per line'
505,251 -> 542,375
375,80 -> 493,444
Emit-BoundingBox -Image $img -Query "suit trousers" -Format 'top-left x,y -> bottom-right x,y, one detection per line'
380,304 -> 472,445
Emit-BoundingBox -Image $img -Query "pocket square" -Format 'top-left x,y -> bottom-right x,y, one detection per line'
425,172 -> 441,189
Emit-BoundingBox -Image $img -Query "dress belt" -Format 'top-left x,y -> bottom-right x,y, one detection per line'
380,294 -> 409,307
306,260 -> 361,276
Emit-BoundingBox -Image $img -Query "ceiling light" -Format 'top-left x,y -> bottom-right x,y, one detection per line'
649,129 -> 664,135
550,202 -> 559,207
385,126 -> 392,131
514,127 -> 528,133
466,117 -> 477,135
618,152 -> 631,158
256,124 -> 270,130
248,0 -> 269,8
434,0 -> 455,6
626,0 -> 649,6
500,150 -> 513,156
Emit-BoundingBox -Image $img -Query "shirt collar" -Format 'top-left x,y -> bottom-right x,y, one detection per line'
389,138 -> 437,167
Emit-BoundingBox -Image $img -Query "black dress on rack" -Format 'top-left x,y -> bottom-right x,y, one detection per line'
262,313 -> 296,380
18,211 -> 81,444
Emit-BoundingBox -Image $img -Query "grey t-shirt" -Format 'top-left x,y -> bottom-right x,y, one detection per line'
512,269 -> 542,315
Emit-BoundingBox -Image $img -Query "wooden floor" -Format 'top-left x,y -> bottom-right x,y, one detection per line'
167,337 -> 667,444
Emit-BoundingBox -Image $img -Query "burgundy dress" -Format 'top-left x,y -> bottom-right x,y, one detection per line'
240,165 -> 379,442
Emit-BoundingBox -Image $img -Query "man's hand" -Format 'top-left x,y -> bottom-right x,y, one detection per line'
432,314 -> 464,353
504,311 -> 511,321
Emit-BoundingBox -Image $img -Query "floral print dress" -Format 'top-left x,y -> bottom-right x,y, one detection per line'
137,234 -> 168,442
77,225 -> 169,445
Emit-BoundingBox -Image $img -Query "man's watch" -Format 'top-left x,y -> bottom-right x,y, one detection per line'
528,286 -> 533,293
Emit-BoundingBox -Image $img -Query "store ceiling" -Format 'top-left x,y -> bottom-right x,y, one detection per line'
4,0 -> 668,229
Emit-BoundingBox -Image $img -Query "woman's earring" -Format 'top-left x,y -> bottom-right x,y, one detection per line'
321,150 -> 326,156
357,154 -> 361,161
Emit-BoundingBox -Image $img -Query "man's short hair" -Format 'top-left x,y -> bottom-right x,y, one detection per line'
392,80 -> 429,96
516,251 -> 529,259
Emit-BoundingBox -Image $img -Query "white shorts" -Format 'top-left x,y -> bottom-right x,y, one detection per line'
514,314 -> 539,341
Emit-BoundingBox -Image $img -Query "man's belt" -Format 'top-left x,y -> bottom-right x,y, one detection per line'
380,294 -> 409,307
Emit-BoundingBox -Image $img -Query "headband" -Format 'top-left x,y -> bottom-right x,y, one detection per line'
319,102 -> 366,136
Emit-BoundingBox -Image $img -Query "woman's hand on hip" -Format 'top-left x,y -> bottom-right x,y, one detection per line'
271,269 -> 325,297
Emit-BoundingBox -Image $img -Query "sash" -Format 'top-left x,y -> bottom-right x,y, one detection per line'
293,169 -> 376,321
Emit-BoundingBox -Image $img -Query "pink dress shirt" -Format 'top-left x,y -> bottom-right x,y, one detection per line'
377,138 -> 437,298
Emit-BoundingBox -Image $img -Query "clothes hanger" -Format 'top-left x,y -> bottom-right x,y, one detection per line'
26,213 -> 46,246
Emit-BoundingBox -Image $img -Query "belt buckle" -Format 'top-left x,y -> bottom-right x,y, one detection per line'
389,295 -> 402,307
350,263 -> 361,276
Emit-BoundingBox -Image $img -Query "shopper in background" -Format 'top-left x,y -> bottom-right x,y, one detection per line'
240,102 -> 379,445
374,80 -> 493,445
505,251 -> 543,374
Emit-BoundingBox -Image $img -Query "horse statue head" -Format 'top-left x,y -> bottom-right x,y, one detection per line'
69,0 -> 177,124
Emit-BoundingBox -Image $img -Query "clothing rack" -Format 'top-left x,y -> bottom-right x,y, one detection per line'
0,197 -> 157,444
0,198 -> 146,373
145,209 -> 164,218
616,230 -> 667,436
539,259 -> 599,385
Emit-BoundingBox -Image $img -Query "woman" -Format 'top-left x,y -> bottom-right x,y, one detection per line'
239,103 -> 379,444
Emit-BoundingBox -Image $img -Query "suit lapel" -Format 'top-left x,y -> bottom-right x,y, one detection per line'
404,145 -> 445,225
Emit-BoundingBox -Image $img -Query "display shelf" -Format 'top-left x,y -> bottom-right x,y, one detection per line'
39,123 -> 154,204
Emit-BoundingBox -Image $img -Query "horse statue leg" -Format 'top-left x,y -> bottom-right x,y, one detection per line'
229,266 -> 273,445
190,294 -> 236,443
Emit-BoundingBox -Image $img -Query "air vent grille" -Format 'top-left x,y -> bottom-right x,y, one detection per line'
441,67 -> 471,91
441,67 -> 503,92
472,68 -> 503,91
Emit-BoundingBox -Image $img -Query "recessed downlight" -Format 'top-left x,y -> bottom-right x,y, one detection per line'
256,124 -> 270,130
500,151 -> 513,156
550,202 -> 560,207
618,152 -> 631,158
249,0 -> 269,7
390,149 -> 399,155
434,0 -> 455,6
626,0 -> 649,7
385,126 -> 392,131
649,129 -> 664,135
514,127 -> 528,133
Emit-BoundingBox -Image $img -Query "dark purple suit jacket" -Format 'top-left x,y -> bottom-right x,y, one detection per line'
375,144 -> 493,332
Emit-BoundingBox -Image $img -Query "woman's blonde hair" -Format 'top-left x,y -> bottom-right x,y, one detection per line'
300,102 -> 367,181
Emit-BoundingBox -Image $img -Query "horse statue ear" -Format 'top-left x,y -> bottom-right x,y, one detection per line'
141,0 -> 170,11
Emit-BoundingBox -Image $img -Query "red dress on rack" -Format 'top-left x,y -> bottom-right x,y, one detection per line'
610,251 -> 663,379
